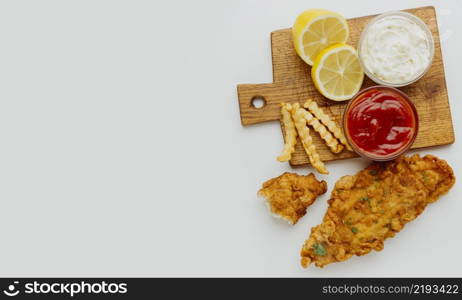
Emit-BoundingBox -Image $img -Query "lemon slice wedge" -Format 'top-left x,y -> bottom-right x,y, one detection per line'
311,43 -> 364,101
292,9 -> 349,66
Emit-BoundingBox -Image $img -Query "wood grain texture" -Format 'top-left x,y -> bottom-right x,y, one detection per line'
237,6 -> 455,166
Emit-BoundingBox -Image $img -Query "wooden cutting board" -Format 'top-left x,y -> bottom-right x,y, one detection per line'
237,6 -> 454,166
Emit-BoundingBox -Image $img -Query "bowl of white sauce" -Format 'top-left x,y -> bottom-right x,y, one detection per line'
358,11 -> 434,87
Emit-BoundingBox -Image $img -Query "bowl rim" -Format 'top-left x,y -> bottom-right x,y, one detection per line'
342,85 -> 419,161
357,11 -> 435,87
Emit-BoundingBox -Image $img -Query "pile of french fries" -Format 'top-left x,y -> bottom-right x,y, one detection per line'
277,99 -> 352,174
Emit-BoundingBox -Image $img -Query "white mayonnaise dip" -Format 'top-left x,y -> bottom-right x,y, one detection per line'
359,14 -> 433,85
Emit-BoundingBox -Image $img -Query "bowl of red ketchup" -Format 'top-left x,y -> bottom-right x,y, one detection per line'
343,86 -> 418,161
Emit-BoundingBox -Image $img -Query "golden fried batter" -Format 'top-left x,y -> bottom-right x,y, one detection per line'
259,172 -> 327,224
301,154 -> 455,267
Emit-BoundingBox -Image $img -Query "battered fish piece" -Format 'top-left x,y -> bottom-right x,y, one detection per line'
301,154 -> 455,268
259,172 -> 327,224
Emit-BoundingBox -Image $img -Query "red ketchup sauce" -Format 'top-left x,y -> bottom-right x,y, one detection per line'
345,88 -> 417,158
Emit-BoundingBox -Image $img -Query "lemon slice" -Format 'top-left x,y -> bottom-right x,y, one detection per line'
292,9 -> 349,66
311,43 -> 364,101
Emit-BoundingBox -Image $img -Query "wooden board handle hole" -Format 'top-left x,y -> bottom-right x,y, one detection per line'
251,96 -> 266,109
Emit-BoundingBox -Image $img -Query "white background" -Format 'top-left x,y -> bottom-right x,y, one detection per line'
0,0 -> 460,277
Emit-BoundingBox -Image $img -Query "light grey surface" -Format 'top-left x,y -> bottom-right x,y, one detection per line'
0,0 -> 460,277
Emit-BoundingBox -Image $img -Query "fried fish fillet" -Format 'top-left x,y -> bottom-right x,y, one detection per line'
259,172 -> 327,224
301,154 -> 455,268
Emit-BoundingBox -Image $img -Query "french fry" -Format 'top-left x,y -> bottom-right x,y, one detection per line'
299,108 -> 344,153
291,103 -> 328,174
277,103 -> 297,162
304,99 -> 352,151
